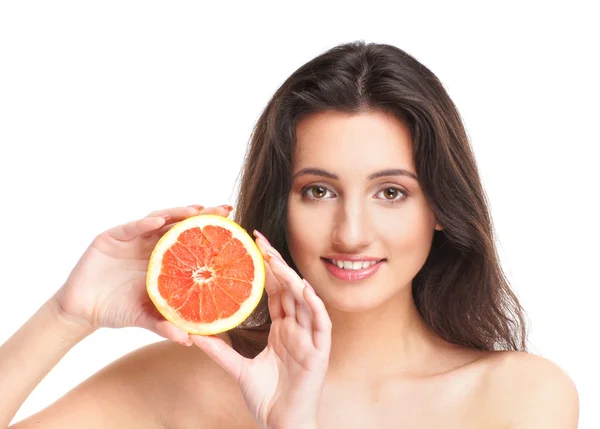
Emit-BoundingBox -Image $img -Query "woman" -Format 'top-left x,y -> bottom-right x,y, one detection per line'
1,41 -> 578,429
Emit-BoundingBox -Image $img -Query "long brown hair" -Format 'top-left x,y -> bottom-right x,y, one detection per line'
230,41 -> 528,358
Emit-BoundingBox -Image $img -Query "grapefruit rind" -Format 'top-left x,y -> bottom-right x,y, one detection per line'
146,214 -> 265,335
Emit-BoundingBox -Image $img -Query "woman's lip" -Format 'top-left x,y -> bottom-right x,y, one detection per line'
322,255 -> 384,262
321,257 -> 386,263
323,258 -> 384,281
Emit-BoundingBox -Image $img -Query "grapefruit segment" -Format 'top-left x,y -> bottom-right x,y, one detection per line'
212,278 -> 252,303
146,214 -> 265,335
214,254 -> 255,280
160,251 -> 194,277
176,228 -> 208,266
200,285 -> 218,323
211,237 -> 248,268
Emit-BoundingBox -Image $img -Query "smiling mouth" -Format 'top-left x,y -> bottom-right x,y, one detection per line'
322,257 -> 386,270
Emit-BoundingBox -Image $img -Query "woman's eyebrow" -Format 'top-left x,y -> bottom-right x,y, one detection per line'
292,167 -> 418,181
368,168 -> 418,181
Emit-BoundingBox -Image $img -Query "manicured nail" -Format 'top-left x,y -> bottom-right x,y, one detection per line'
302,278 -> 315,293
253,230 -> 271,246
219,204 -> 234,211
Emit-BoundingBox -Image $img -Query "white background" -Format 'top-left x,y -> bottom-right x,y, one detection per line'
0,1 -> 598,427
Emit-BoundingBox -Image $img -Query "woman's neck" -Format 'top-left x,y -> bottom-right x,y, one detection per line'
325,286 -> 448,380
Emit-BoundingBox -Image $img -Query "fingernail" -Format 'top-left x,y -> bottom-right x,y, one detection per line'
161,214 -> 171,220
302,278 -> 315,292
253,230 -> 271,246
187,205 -> 204,210
219,204 -> 234,211
185,339 -> 193,346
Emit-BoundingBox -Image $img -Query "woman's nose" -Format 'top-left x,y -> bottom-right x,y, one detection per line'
330,202 -> 374,251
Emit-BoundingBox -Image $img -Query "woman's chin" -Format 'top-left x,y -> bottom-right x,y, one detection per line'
318,289 -> 392,314
314,279 -> 412,315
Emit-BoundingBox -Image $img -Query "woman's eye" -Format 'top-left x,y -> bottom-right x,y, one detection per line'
376,187 -> 406,202
301,185 -> 406,202
302,185 -> 333,200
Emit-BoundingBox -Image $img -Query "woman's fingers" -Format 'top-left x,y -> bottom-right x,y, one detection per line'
295,300 -> 312,330
190,334 -> 245,382
281,288 -> 297,319
109,204 -> 234,242
153,205 -> 233,236
147,205 -> 205,223
253,230 -> 313,328
151,204 -> 232,226
108,205 -> 197,241
266,250 -> 306,304
281,318 -> 316,368
252,230 -> 331,371
267,250 -> 319,327
263,262 -> 284,321
109,216 -> 169,241
253,232 -> 292,320
134,306 -> 191,345
303,280 -> 332,353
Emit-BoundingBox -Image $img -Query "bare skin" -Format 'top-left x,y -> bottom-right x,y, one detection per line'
2,111 -> 578,429
7,334 -> 576,429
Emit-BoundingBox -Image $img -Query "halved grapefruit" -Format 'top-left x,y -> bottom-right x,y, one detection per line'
146,214 -> 265,335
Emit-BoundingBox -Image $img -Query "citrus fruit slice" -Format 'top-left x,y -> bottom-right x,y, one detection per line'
146,214 -> 265,335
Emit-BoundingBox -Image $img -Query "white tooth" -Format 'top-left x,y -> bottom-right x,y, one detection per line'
332,259 -> 380,270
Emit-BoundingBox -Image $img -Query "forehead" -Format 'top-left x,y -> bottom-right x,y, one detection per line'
293,110 -> 415,172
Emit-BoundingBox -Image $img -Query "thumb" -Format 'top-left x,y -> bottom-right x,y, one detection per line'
190,334 -> 245,381
135,311 -> 191,345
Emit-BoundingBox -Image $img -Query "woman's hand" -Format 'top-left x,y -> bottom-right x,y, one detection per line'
191,230 -> 332,429
52,204 -> 233,344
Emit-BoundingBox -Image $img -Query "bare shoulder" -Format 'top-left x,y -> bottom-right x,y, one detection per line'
107,334 -> 251,429
10,340 -> 193,429
11,336 -> 248,429
142,334 -> 253,429
477,350 -> 579,428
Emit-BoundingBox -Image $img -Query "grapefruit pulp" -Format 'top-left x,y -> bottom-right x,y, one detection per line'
146,214 -> 265,335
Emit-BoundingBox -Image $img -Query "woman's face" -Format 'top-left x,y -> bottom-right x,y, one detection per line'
286,110 -> 441,312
